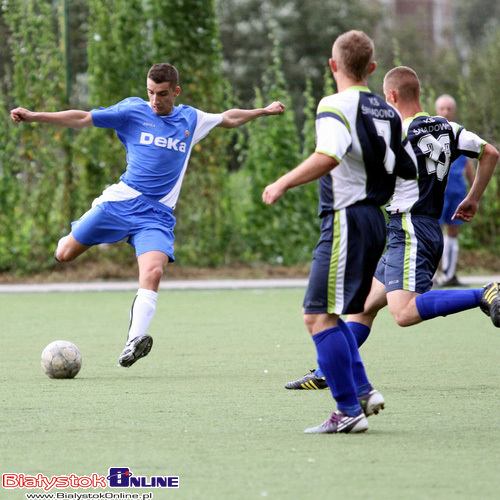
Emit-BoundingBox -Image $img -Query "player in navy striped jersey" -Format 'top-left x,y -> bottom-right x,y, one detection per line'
286,66 -> 499,393
11,63 -> 285,368
263,32 -> 417,434
347,67 -> 499,332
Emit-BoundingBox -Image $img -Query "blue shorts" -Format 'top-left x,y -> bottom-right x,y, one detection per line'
71,196 -> 176,260
303,203 -> 387,315
374,213 -> 443,294
439,191 -> 464,226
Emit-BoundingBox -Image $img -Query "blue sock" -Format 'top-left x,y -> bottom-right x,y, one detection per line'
346,321 -> 371,347
338,319 -> 371,396
415,289 -> 483,320
315,322 -> 371,378
312,326 -> 361,416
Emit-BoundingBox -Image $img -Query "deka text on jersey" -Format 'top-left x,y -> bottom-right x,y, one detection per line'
139,132 -> 187,152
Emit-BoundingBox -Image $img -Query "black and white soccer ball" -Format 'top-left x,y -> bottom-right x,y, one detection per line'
41,340 -> 82,379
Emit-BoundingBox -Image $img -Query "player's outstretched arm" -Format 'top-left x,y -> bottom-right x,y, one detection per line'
262,152 -> 338,205
218,101 -> 285,129
452,143 -> 499,222
10,107 -> 94,129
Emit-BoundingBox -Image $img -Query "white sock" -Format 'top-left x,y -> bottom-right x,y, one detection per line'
127,288 -> 158,343
447,236 -> 459,280
442,235 -> 459,281
441,235 -> 451,276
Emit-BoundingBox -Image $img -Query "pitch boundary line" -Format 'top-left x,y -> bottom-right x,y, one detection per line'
0,276 -> 498,293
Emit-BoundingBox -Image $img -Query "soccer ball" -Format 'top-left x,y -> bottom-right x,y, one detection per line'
41,340 -> 82,379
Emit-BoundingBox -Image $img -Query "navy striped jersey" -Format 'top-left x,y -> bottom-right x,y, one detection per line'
386,112 -> 486,218
91,97 -> 222,209
315,86 -> 417,216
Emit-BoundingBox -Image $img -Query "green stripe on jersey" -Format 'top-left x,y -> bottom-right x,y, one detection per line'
478,142 -> 486,160
317,106 -> 350,132
327,212 -> 342,314
402,214 -> 411,289
347,85 -> 370,92
315,149 -> 342,163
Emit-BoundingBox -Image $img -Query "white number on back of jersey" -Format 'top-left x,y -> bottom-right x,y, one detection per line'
374,118 -> 396,174
417,133 -> 451,180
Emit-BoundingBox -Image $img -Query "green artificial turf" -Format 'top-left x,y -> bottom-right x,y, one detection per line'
1,288 -> 499,499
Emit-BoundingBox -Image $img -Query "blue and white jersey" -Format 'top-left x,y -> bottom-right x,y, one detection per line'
90,97 -> 222,209
386,113 -> 486,218
315,86 -> 417,215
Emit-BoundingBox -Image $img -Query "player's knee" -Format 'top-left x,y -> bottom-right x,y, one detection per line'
54,238 -> 74,262
55,235 -> 89,262
302,313 -> 337,336
365,298 -> 385,317
391,310 -> 416,328
302,314 -> 316,335
54,249 -> 75,263
141,263 -> 164,287
357,309 -> 379,326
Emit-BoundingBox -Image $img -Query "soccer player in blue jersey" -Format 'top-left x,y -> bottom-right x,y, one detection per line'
435,94 -> 475,286
285,66 -> 500,395
263,32 -> 418,434
11,63 -> 285,368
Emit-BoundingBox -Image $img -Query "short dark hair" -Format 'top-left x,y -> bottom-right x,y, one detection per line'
147,63 -> 179,87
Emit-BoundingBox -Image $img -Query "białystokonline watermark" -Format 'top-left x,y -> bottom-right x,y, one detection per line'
2,467 -> 179,499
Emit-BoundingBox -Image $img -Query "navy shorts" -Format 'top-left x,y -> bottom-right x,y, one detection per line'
71,196 -> 176,260
439,191 -> 464,226
303,203 -> 387,315
374,213 -> 443,294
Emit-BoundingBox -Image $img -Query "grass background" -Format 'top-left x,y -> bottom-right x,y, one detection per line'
1,287 -> 499,499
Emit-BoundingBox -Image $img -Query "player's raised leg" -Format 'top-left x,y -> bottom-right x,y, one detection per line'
389,284 -> 500,328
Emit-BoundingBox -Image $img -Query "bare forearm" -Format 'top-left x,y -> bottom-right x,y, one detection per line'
35,110 -> 92,128
467,145 -> 499,202
282,153 -> 338,189
262,152 -> 338,205
220,108 -> 266,128
10,107 -> 93,128
219,101 -> 285,128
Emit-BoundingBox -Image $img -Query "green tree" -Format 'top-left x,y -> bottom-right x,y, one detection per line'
237,40 -> 318,265
455,0 -> 500,46
454,27 -> 500,251
216,0 -> 380,123
0,0 -> 72,272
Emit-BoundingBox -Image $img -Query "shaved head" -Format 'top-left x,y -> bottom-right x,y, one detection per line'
383,66 -> 421,102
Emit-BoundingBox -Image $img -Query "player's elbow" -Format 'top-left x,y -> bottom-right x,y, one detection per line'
219,115 -> 239,129
483,144 -> 500,164
76,114 -> 94,128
